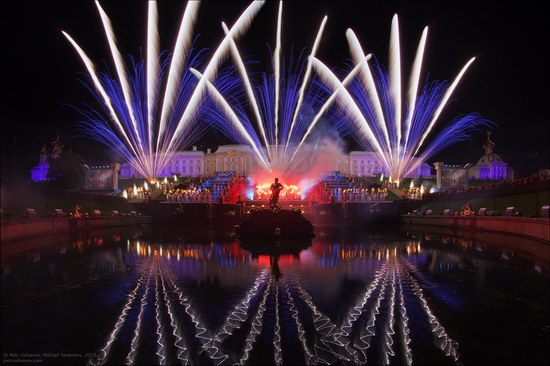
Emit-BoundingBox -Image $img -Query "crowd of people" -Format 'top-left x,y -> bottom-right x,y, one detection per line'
124,170 -> 550,206
332,187 -> 389,202
317,182 -> 389,203
165,186 -> 213,203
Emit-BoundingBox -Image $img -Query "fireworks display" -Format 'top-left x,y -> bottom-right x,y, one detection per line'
194,1 -> 341,174
64,2 -> 488,190
63,1 -> 265,181
311,14 -> 490,184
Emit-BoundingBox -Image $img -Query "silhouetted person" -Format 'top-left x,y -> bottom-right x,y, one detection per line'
269,178 -> 283,210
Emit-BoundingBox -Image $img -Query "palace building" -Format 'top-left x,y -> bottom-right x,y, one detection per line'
118,144 -> 433,179
434,131 -> 514,189
31,134 -> 512,186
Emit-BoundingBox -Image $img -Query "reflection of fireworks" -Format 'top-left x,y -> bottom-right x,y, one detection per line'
63,1 -> 265,180
311,15 -> 491,183
90,240 -> 462,365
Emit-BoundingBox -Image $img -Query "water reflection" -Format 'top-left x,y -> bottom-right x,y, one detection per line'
1,228 -> 548,365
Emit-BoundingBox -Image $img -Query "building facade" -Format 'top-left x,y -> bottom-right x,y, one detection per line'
118,145 -> 433,179
30,145 -> 50,182
30,135 -> 64,182
434,132 -> 514,189
345,151 -> 431,178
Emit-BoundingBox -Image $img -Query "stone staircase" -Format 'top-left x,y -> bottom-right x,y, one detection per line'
202,173 -> 235,202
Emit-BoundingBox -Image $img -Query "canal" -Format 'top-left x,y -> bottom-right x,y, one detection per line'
1,226 -> 548,365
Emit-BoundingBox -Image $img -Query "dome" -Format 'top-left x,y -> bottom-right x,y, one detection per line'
476,153 -> 506,166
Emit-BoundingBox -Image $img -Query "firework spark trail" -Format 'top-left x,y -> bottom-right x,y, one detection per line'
273,1 -> 283,160
353,262 -> 390,364
290,277 -> 353,364
166,274 -> 212,353
396,261 -> 413,366
413,57 -> 476,157
221,22 -> 271,160
125,265 -> 154,365
405,271 -> 460,362
156,0 -> 200,155
382,265 -> 397,365
312,14 -> 485,183
146,1 -> 159,163
61,32 -> 148,177
159,266 -> 189,366
155,272 -> 167,365
345,29 -> 392,161
284,281 -> 317,365
335,265 -> 385,364
203,269 -> 270,364
163,1 -> 266,159
65,1 -> 264,180
287,54 -> 370,169
402,259 -> 437,289
401,26 -> 428,171
94,1 -> 144,157
273,280 -> 283,366
239,277 -> 272,365
215,269 -> 269,337
190,68 -> 271,171
202,4 -> 339,176
309,57 -> 392,171
90,272 -> 146,366
340,266 -> 385,337
389,15 -> 402,167
294,281 -> 338,337
284,15 -> 328,159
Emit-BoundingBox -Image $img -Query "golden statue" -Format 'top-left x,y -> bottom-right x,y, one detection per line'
40,144 -> 48,163
51,133 -> 64,159
483,130 -> 495,155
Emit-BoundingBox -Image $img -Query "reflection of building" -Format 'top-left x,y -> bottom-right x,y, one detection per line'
119,145 -> 433,179
435,131 -> 514,189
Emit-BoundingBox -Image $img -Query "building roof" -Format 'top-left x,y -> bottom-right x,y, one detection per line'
474,153 -> 508,166
215,145 -> 253,154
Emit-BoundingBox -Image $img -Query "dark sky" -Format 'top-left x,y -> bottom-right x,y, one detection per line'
1,0 -> 548,180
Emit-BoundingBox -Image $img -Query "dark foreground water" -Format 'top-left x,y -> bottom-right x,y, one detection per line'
1,227 -> 549,365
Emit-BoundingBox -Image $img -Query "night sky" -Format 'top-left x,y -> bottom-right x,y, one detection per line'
1,0 -> 548,180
